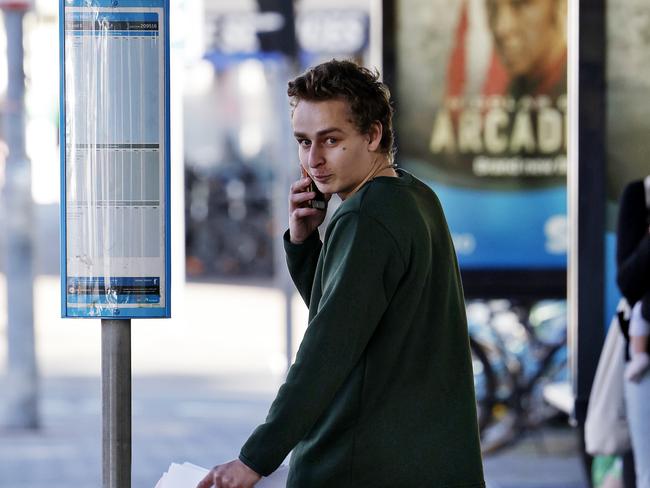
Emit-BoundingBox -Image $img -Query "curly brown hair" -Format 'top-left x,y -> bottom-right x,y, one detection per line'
287,59 -> 395,161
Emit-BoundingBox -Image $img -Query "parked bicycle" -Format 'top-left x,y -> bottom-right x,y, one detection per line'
468,299 -> 568,454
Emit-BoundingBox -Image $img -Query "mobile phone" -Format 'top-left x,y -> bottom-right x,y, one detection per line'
301,166 -> 327,210
308,180 -> 327,209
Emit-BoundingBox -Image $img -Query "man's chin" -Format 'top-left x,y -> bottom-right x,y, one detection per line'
315,182 -> 335,195
496,54 -> 529,78
501,59 -> 533,79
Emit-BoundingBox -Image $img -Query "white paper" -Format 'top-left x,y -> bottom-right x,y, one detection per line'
155,462 -> 288,488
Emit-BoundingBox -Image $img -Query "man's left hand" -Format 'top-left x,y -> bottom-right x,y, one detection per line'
196,459 -> 261,488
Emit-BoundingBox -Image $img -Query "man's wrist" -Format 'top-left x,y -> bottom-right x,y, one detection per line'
289,233 -> 305,245
289,230 -> 314,245
238,452 -> 268,478
284,228 -> 320,249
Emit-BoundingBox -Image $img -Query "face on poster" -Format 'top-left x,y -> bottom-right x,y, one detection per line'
61,0 -> 170,318
395,0 -> 567,270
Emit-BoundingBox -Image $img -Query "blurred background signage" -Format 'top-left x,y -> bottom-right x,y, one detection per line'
297,10 -> 368,54
0,0 -> 32,10
206,7 -> 367,56
209,12 -> 287,54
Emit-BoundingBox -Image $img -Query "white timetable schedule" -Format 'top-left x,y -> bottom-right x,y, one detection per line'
62,3 -> 170,318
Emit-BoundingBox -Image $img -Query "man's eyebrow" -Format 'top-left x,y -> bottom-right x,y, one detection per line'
293,127 -> 345,138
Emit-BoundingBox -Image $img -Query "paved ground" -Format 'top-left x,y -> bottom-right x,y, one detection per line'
0,271 -> 589,488
0,374 -> 281,488
0,374 -> 589,488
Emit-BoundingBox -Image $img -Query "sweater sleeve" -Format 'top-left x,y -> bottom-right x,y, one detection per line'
283,229 -> 322,307
239,212 -> 405,476
616,181 -> 650,304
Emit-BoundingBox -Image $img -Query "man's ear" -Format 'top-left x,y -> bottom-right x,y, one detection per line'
367,121 -> 383,152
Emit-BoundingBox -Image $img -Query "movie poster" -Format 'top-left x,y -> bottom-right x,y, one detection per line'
395,0 -> 567,271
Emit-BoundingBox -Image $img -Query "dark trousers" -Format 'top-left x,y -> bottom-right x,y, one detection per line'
623,450 -> 636,488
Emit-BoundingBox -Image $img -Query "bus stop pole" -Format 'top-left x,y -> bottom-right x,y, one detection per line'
101,319 -> 132,488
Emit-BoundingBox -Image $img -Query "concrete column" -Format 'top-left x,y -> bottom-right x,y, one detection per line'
2,6 -> 38,430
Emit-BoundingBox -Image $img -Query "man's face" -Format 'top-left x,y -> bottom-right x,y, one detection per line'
486,0 -> 561,77
292,98 -> 380,200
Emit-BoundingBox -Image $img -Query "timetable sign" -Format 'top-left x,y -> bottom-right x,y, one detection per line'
60,0 -> 170,318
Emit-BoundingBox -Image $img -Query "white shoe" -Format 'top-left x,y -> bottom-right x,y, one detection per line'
625,352 -> 650,382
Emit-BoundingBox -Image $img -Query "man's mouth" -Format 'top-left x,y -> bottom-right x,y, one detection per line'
312,174 -> 332,183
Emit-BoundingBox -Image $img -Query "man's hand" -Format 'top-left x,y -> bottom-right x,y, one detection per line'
196,459 -> 261,488
289,174 -> 329,244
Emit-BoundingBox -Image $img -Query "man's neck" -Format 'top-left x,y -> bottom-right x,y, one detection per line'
340,156 -> 397,200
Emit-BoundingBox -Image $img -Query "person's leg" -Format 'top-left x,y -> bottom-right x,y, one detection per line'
626,303 -> 650,382
624,373 -> 650,488
624,450 -> 637,488
623,450 -> 636,488
630,302 -> 650,337
641,293 -> 650,331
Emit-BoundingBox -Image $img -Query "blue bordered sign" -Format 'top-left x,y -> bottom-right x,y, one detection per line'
60,0 -> 170,318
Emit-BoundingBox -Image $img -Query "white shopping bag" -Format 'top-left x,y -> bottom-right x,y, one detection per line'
584,309 -> 631,455
155,462 -> 288,488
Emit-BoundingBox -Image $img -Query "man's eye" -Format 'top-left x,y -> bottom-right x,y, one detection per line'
325,137 -> 337,145
297,139 -> 311,147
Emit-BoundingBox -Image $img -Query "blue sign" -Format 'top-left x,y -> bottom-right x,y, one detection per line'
426,182 -> 567,269
60,0 -> 171,318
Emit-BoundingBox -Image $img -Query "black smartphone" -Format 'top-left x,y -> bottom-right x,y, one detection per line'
308,180 -> 327,209
301,166 -> 327,210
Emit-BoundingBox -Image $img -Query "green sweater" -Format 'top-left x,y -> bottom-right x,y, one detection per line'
240,170 -> 485,487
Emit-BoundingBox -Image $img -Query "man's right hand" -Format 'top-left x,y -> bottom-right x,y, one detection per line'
289,176 -> 329,244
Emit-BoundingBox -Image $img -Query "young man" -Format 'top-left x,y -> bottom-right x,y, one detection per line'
198,60 -> 485,488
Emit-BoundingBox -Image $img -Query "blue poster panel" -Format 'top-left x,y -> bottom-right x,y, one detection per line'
60,0 -> 171,318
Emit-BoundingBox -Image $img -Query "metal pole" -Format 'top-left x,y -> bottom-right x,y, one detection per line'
2,6 -> 38,430
101,319 -> 131,488
255,0 -> 298,373
269,58 -> 296,372
284,285 -> 293,369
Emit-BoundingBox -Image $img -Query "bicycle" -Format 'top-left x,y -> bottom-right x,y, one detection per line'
468,299 -> 569,454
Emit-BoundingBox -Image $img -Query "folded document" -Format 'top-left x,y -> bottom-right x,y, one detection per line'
155,462 -> 288,488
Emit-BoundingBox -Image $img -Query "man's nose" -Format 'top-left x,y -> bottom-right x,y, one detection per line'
308,145 -> 325,168
492,4 -> 517,38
